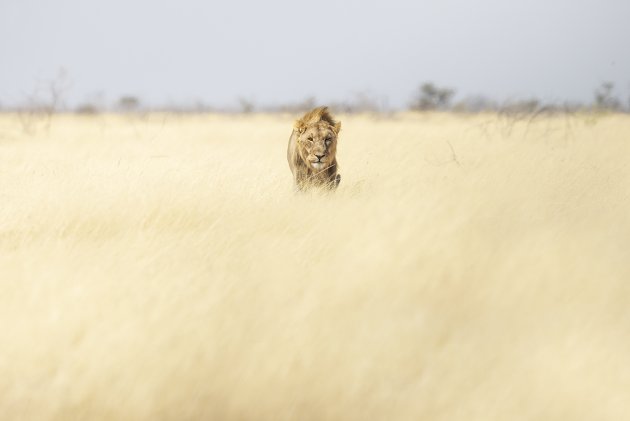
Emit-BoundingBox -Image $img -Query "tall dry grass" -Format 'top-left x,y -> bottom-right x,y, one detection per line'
0,112 -> 629,420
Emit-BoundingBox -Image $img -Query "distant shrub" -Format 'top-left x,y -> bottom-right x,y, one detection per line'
328,92 -> 385,114
76,103 -> 99,115
238,98 -> 255,113
594,82 -> 621,111
499,99 -> 541,115
117,96 -> 141,112
410,82 -> 455,111
452,95 -> 498,113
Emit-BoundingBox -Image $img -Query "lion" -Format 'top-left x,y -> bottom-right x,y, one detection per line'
287,106 -> 341,190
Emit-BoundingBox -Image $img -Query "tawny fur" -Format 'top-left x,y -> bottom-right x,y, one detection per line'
287,106 -> 341,191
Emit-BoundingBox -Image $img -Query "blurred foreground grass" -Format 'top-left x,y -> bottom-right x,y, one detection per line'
0,112 -> 629,420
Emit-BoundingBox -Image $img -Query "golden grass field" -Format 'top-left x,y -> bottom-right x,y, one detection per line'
1,111 -> 629,420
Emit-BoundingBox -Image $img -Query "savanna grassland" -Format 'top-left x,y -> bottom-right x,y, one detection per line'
0,111 -> 629,420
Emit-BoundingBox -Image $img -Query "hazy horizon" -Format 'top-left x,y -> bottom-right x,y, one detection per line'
1,0 -> 629,109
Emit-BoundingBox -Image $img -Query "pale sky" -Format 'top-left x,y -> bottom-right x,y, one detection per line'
1,0 -> 629,109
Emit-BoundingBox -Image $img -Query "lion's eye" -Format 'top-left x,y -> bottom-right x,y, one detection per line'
325,137 -> 332,144
307,137 -> 313,142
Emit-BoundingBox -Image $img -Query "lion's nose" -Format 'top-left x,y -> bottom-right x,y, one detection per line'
315,154 -> 325,161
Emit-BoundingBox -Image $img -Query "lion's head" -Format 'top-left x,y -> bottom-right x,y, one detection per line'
294,107 -> 341,171
287,106 -> 342,190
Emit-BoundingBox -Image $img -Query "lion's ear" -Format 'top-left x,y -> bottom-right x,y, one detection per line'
332,121 -> 342,134
294,120 -> 306,134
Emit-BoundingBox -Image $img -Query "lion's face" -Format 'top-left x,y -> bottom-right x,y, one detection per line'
297,121 -> 339,171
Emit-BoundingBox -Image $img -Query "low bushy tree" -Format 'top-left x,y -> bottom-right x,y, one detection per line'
410,82 -> 455,111
594,82 -> 620,111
